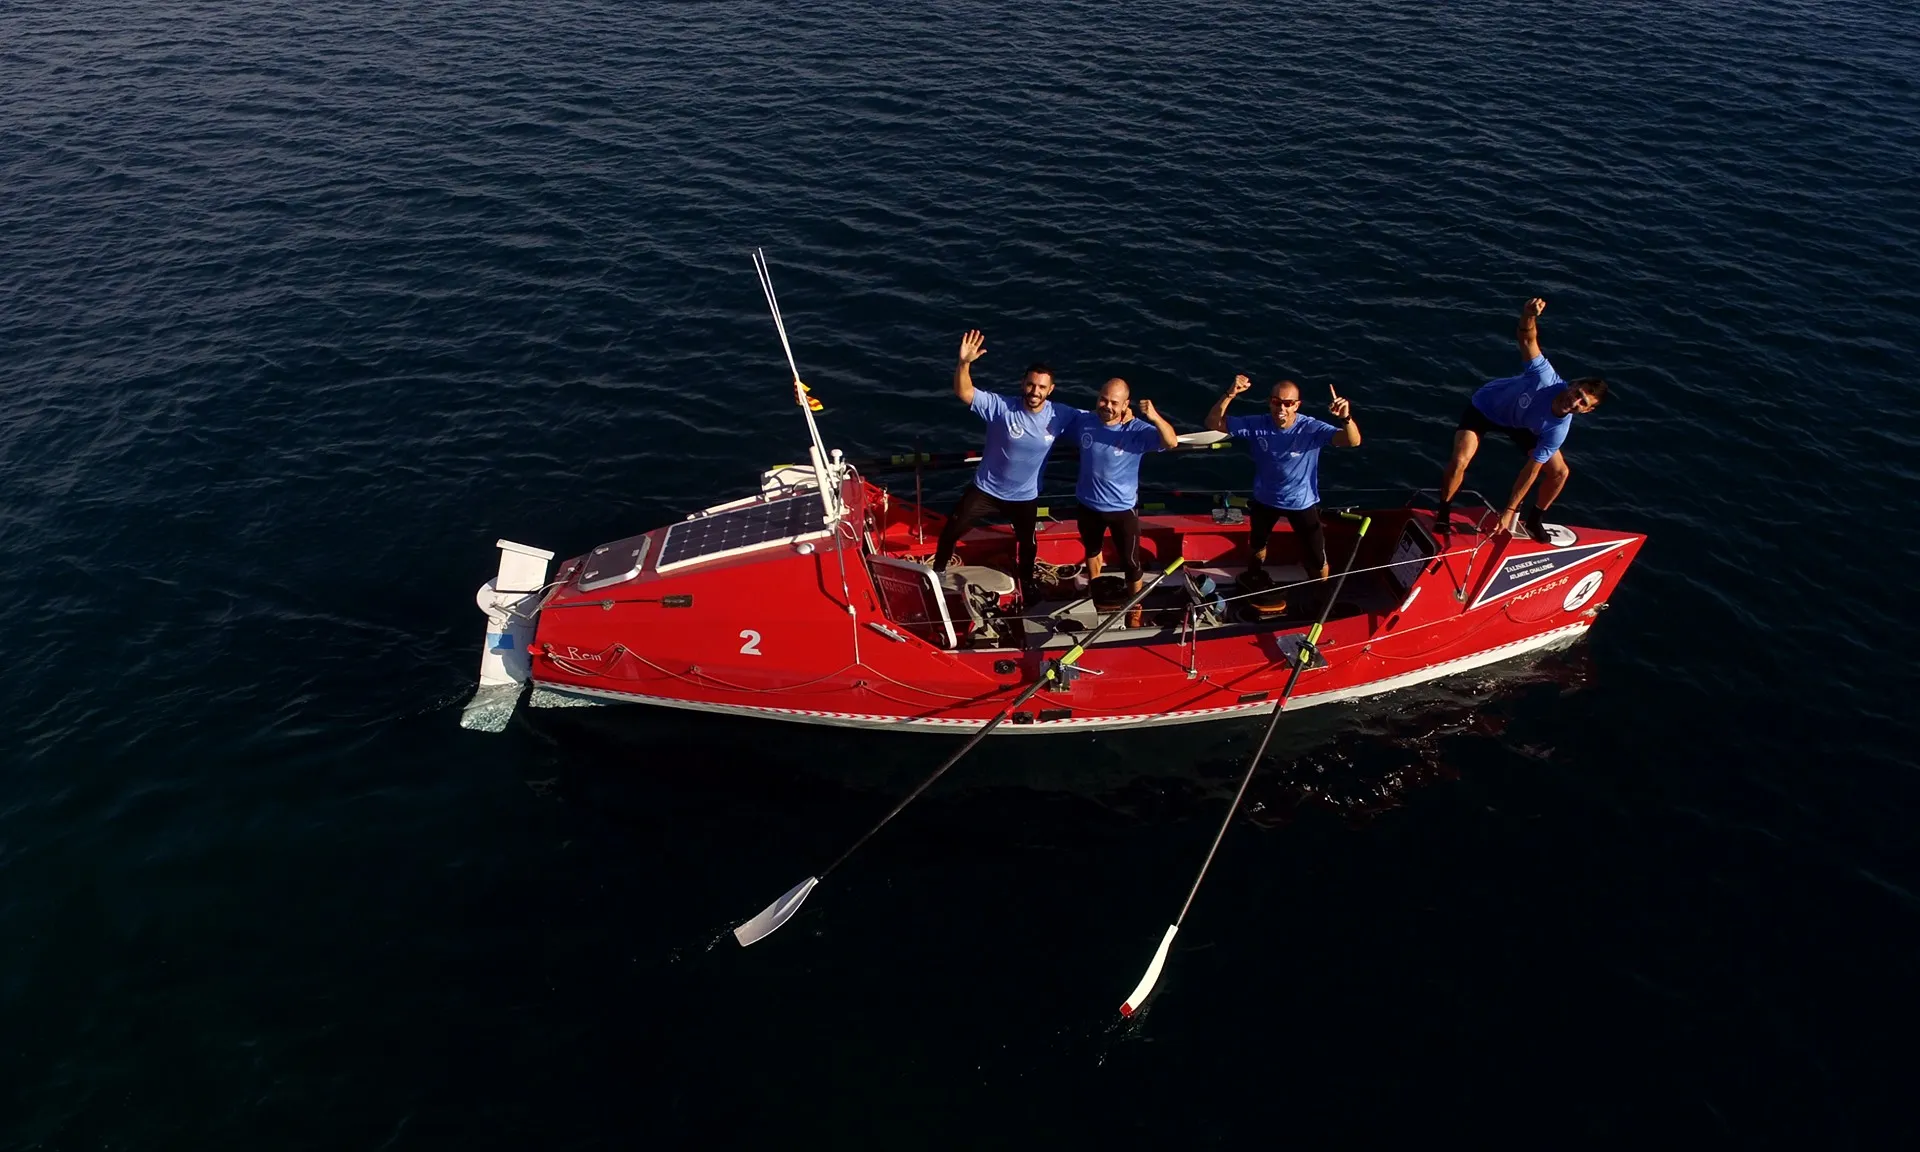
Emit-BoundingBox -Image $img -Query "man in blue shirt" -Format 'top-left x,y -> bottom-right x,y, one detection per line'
1435,297 -> 1609,540
1205,375 -> 1361,592
1071,377 -> 1178,624
931,329 -> 1077,591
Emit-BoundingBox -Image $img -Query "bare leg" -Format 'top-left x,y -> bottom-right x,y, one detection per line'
1534,451 -> 1570,511
1086,552 -> 1103,580
1438,429 -> 1480,503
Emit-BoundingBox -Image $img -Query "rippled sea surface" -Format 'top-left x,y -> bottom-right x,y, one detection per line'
5,0 -> 1919,1145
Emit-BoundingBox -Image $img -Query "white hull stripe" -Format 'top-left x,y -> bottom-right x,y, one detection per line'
528,622 -> 1592,734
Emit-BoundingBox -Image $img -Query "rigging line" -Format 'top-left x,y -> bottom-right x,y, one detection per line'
652,658 -> 862,696
848,662 -> 1002,702
848,680 -> 998,713
552,642 -> 862,696
1362,619 -> 1507,661
496,577 -> 569,623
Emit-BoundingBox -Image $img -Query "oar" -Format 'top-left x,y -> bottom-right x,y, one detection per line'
841,432 -> 1229,476
735,557 -> 1189,946
1118,515 -> 1373,1016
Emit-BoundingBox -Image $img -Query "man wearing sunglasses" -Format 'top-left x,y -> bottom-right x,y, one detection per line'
1435,297 -> 1609,540
1205,375 -> 1361,593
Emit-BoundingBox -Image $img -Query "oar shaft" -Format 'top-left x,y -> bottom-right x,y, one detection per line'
819,672 -> 1051,877
818,559 -> 1183,881
1120,518 -> 1371,1014
1172,518 -> 1369,926
1173,643 -> 1307,924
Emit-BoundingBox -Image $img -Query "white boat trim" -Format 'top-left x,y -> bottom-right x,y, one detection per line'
526,621 -> 1592,734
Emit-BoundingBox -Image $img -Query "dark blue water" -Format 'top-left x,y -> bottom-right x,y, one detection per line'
5,0 -> 1919,1145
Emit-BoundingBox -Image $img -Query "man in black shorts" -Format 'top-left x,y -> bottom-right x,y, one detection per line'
931,330 -> 1077,590
1205,374 -> 1360,596
1436,298 -> 1608,539
1069,377 -> 1178,626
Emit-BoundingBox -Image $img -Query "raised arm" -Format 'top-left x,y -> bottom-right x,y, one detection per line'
1137,398 -> 1178,449
1498,460 -> 1544,534
1205,374 -> 1251,432
1327,385 -> 1361,447
1516,297 -> 1545,362
953,329 -> 986,406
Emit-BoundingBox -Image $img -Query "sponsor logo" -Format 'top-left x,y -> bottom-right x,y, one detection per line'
1563,570 -> 1605,611
1469,539 -> 1630,611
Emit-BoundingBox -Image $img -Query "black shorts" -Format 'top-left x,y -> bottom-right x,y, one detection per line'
1075,506 -> 1142,581
1456,402 -> 1537,454
1247,500 -> 1327,575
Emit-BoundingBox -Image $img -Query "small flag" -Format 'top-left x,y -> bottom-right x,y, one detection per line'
799,381 -> 824,412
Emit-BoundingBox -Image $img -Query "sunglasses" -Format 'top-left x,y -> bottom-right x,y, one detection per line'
1270,398 -> 1301,408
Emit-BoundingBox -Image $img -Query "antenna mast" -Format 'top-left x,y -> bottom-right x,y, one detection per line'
752,249 -> 842,525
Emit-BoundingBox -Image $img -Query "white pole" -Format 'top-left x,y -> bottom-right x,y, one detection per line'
753,249 -> 841,525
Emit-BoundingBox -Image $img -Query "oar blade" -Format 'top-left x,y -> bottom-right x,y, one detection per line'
734,876 -> 820,947
1119,924 -> 1180,1017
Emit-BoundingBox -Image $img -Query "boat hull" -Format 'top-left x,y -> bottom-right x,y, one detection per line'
483,472 -> 1644,736
524,619 -> 1593,732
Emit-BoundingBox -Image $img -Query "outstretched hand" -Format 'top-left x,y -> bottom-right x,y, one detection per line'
958,329 -> 987,365
1496,507 -> 1519,535
1328,384 -> 1351,421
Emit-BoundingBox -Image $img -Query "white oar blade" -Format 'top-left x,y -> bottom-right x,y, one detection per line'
734,876 -> 820,947
1174,430 -> 1228,447
1119,925 -> 1180,1017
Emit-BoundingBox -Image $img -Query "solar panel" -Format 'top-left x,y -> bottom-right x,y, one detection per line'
656,495 -> 829,572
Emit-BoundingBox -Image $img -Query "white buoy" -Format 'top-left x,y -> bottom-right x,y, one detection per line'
459,539 -> 555,733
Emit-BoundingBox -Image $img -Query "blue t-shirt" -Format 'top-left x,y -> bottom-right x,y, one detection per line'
1226,414 -> 1341,510
1472,356 -> 1574,464
1069,410 -> 1167,513
968,391 -> 1075,502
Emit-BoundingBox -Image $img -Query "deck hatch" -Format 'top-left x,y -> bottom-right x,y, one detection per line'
578,533 -> 653,592
657,495 -> 829,573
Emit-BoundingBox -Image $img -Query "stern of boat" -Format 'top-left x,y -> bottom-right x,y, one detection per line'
459,539 -> 556,732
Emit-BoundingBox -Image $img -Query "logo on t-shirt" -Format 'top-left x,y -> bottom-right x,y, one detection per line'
1518,394 -> 1532,410
1008,421 -> 1027,440
1080,431 -> 1095,450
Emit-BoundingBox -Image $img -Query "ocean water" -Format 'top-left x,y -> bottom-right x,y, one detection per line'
4,0 -> 1919,1146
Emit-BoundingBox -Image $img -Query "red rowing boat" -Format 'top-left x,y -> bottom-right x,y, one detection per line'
459,447 -> 1643,734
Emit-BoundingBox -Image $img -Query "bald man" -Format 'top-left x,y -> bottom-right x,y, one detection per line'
1069,377 -> 1177,624
1204,375 -> 1360,591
